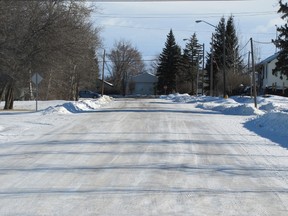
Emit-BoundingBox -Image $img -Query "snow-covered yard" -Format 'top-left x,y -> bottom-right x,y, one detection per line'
0,94 -> 287,215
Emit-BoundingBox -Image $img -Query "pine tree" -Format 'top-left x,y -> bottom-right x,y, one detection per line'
156,29 -> 181,94
208,17 -> 226,96
225,16 -> 243,73
225,15 -> 246,95
205,43 -> 215,95
273,0 -> 288,78
180,33 -> 202,94
205,16 -> 245,96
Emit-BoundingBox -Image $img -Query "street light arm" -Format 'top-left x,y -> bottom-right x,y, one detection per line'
195,20 -> 216,28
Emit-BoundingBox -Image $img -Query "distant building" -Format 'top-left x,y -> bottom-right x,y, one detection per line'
258,53 -> 288,95
130,72 -> 158,95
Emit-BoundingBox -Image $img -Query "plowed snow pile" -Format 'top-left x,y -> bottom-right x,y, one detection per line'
162,94 -> 288,148
42,96 -> 113,114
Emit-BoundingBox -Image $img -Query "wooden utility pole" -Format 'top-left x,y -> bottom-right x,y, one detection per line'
210,34 -> 214,96
196,54 -> 200,95
250,38 -> 257,108
101,49 -> 105,97
248,51 -> 252,97
201,43 -> 205,95
223,26 -> 226,98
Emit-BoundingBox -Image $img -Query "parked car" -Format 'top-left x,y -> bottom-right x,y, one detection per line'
78,90 -> 100,99
264,86 -> 288,96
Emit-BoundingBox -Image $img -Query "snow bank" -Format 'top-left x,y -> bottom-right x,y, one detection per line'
42,96 -> 113,115
162,94 -> 288,116
161,94 -> 219,104
245,111 -> 288,148
162,94 -> 262,115
249,111 -> 288,137
162,93 -> 288,148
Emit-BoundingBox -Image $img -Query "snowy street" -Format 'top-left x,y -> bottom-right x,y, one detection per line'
0,97 -> 288,215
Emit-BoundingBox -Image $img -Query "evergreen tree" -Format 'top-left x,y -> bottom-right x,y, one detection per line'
225,15 -> 246,95
205,16 -> 245,96
207,17 -> 226,96
273,0 -> 288,78
156,29 -> 181,94
180,33 -> 202,94
225,16 -> 243,73
205,42 -> 215,95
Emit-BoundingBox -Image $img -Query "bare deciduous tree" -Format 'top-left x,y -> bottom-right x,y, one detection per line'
0,0 -> 101,108
107,40 -> 145,95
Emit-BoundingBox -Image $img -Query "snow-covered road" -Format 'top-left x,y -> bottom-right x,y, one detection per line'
1,98 -> 288,215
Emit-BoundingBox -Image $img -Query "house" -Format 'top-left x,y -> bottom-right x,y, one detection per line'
258,52 -> 288,95
130,72 -> 158,95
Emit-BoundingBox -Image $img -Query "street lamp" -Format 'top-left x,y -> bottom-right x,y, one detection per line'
196,20 -> 216,28
196,20 -> 226,97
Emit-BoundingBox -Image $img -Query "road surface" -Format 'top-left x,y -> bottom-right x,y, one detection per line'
0,98 -> 288,215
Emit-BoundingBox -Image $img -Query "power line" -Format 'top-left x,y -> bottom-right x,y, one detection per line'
96,0 -> 244,1
239,39 -> 251,52
253,40 -> 273,44
100,23 -> 277,38
98,59 -> 157,63
94,11 -> 276,19
100,24 -> 193,32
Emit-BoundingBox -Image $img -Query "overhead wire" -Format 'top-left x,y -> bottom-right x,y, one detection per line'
100,24 -> 194,32
98,59 -> 158,63
253,40 -> 273,44
239,39 -> 251,52
94,8 -> 278,61
94,10 -> 278,35
94,11 -> 276,19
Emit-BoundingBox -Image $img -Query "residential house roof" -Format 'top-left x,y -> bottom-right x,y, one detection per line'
132,72 -> 158,83
259,52 -> 279,65
98,78 -> 114,87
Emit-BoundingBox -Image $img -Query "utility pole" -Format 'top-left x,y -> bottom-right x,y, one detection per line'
250,38 -> 257,108
210,34 -> 214,96
275,25 -> 278,53
201,43 -> 205,95
196,20 -> 226,98
196,54 -> 200,95
248,51 -> 252,97
223,23 -> 226,98
101,49 -> 105,97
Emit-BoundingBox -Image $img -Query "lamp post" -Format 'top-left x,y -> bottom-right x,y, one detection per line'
196,20 -> 226,97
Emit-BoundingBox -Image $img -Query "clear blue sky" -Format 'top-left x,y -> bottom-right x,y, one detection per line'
92,0 -> 282,65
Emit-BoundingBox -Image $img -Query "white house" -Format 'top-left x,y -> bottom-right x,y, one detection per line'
258,52 -> 288,94
130,72 -> 158,95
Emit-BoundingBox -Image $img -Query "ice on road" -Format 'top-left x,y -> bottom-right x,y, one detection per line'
0,98 -> 288,215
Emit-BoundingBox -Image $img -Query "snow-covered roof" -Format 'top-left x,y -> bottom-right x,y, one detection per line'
98,78 -> 114,87
259,52 -> 279,65
132,72 -> 158,83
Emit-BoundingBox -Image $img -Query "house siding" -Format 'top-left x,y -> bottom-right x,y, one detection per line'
259,53 -> 288,92
131,73 -> 158,95
134,82 -> 155,95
